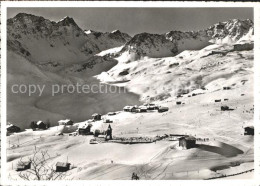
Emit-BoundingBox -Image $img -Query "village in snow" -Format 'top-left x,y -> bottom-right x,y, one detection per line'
4,9 -> 255,180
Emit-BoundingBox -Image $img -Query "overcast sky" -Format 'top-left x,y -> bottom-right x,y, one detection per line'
7,8 -> 253,36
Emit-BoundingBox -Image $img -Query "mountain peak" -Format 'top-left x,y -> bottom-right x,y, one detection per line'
111,30 -> 121,34
57,16 -> 78,27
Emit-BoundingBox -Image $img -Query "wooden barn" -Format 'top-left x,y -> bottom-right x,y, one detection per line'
92,113 -> 102,121
16,161 -> 31,171
179,136 -> 196,149
58,119 -> 73,126
244,126 -> 254,136
56,162 -> 70,172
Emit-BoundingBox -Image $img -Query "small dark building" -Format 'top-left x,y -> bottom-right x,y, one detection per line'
215,99 -> 221,102
241,94 -> 245,96
244,126 -> 254,136
7,124 -> 21,134
56,162 -> 71,172
16,161 -> 31,171
224,99 -> 229,101
36,121 -> 47,130
92,113 -> 102,121
223,87 -> 231,90
78,124 -> 92,135
176,101 -> 182,105
221,105 -> 229,111
192,93 -> 197,97
179,136 -> 196,149
158,107 -> 169,113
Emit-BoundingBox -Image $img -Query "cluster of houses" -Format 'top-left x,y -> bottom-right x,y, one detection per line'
123,103 -> 169,113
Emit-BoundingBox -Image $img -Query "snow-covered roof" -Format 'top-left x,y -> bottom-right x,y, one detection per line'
36,121 -> 44,125
56,162 -> 70,167
58,119 -> 72,123
84,30 -> 92,35
124,106 -> 135,109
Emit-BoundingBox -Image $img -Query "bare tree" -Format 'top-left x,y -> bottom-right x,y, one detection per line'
18,148 -> 69,180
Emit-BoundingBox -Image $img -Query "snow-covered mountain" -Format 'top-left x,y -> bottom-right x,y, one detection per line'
7,13 -> 131,70
116,19 -> 253,61
7,13 -> 254,129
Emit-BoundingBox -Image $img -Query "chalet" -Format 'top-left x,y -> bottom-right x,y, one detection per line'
16,161 -> 31,171
78,124 -> 93,135
138,106 -> 148,112
221,105 -> 230,111
123,106 -> 137,112
56,162 -> 70,172
179,136 -> 196,149
6,124 -> 21,134
215,99 -> 221,102
58,119 -> 73,126
158,107 -> 169,113
36,121 -> 47,130
92,113 -> 102,121
244,126 -> 254,136
176,101 -> 182,105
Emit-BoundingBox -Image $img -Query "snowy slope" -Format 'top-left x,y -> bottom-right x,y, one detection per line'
97,42 -> 253,103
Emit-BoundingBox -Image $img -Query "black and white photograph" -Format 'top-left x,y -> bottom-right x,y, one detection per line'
0,2 -> 258,184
